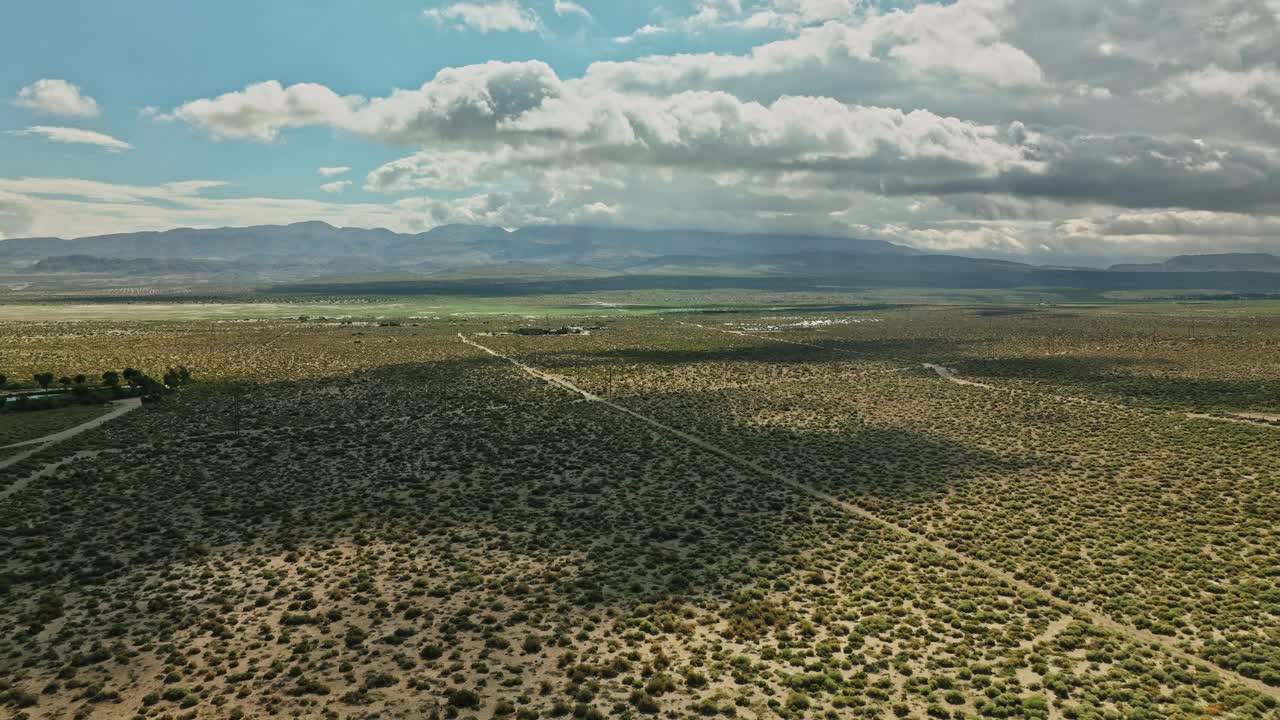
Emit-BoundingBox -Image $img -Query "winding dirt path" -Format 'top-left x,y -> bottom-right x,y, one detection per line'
458,332 -> 1280,701
0,398 -> 141,474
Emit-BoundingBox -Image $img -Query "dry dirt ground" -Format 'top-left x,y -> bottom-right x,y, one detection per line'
1,315 -> 1277,720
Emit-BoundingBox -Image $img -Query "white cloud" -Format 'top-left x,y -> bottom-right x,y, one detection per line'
613,24 -> 666,44
725,0 -> 857,31
318,166 -> 352,177
0,176 -> 618,239
320,180 -> 353,194
165,81 -> 363,141
169,61 -> 1038,185
553,1 -> 591,19
0,177 -> 415,238
13,79 -> 101,118
1058,210 -> 1280,242
1152,64 -> 1280,126
20,0 -> 1280,258
10,126 -> 133,152
424,1 -> 541,33
364,148 -> 530,191
873,0 -> 1042,88
593,0 -> 1042,94
169,62 -> 559,145
0,178 -> 226,204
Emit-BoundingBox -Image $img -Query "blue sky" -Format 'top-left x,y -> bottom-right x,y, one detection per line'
1,1 -> 723,200
3,0 -> 1279,258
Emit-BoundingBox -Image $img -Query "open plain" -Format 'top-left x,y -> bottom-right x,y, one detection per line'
1,301 -> 1278,720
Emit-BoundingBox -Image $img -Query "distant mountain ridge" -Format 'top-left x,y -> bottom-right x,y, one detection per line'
1109,253 -> 1280,273
0,222 -> 918,270
6,222 -> 1280,295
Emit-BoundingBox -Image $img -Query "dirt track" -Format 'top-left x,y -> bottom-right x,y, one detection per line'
0,398 -> 141,475
459,332 -> 1280,701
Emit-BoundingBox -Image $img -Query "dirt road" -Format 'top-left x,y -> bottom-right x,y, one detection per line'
459,332 -> 1280,701
0,398 -> 141,473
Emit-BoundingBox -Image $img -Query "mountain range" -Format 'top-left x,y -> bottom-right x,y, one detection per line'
4,222 -> 1280,294
0,222 -> 914,269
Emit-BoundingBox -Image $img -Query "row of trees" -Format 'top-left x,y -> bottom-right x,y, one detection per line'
1,367 -> 194,411
8,367 -> 193,392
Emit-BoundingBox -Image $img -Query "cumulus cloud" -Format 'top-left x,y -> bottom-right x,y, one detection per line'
1152,64 -> 1280,126
424,1 -> 541,33
592,0 -> 1043,98
10,126 -> 133,152
167,62 -> 559,144
13,79 -> 101,117
23,0 -> 1280,257
169,61 -> 1037,185
615,0 -> 854,43
320,180 -> 352,194
717,0 -> 858,31
365,149 -> 520,192
890,131 -> 1280,215
166,81 -> 363,141
318,166 -> 352,177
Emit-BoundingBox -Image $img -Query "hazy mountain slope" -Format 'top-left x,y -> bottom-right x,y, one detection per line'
623,252 -> 1030,277
8,223 -> 1280,295
424,262 -> 618,281
0,223 -> 918,267
1110,253 -> 1280,273
30,255 -> 240,274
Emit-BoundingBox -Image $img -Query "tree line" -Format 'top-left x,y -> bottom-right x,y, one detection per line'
0,366 -> 194,411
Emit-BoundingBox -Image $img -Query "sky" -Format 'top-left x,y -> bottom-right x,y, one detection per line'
2,0 -> 1280,259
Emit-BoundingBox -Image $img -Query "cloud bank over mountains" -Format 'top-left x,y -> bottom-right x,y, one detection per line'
4,0 -> 1280,258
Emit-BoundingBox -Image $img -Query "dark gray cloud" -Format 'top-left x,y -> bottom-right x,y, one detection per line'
887,131 -> 1280,214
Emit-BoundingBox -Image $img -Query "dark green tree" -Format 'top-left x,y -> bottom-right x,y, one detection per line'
34,372 -> 55,389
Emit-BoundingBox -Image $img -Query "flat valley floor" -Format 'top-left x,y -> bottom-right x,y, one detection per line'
2,304 -> 1279,720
